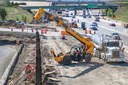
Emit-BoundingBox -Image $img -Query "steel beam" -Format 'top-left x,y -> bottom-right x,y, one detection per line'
36,31 -> 42,85
22,5 -> 118,10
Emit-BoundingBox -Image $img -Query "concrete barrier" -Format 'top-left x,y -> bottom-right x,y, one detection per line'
0,44 -> 24,85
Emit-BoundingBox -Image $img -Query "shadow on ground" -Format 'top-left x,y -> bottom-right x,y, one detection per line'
0,40 -> 16,46
59,62 -> 104,78
107,61 -> 128,67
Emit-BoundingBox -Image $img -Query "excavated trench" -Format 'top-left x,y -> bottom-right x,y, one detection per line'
6,35 -> 61,85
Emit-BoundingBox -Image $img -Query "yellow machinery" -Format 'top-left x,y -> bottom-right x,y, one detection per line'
34,8 -> 95,65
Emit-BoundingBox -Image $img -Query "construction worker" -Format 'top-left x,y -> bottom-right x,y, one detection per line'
74,48 -> 81,61
61,30 -> 66,40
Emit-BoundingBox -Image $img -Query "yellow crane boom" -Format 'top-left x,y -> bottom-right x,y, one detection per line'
34,8 -> 95,65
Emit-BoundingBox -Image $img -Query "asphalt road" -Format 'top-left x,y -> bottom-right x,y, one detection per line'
88,10 -> 128,46
0,45 -> 16,78
63,10 -> 128,50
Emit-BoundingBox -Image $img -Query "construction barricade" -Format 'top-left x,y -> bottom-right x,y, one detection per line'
22,25 -> 24,32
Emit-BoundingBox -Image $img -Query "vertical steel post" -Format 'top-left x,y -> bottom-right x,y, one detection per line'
36,31 -> 42,85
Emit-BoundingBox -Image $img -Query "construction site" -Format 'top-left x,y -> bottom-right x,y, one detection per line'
0,0 -> 128,85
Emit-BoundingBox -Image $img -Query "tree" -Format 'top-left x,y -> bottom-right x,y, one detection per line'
0,8 -> 7,20
11,2 -> 14,6
105,8 -> 113,17
15,2 -> 19,6
21,15 -> 27,23
16,17 -> 19,21
107,8 -> 113,17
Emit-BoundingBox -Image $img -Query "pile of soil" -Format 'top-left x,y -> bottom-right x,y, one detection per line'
0,20 -> 22,28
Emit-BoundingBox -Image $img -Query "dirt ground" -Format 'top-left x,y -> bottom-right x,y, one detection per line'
1,5 -> 128,84
7,28 -> 128,85
43,34 -> 128,85
8,37 -> 60,85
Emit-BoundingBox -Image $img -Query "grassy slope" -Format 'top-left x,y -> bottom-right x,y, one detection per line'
0,7 -> 33,23
110,1 -> 128,22
114,6 -> 128,22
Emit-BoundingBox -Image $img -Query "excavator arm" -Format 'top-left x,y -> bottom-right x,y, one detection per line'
34,8 -> 45,21
50,17 -> 94,55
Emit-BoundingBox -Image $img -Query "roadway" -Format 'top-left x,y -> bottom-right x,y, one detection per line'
85,18 -> 128,46
62,10 -> 128,52
68,10 -> 128,46
89,9 -> 128,46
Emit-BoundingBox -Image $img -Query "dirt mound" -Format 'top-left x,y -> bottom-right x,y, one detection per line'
1,20 -> 22,28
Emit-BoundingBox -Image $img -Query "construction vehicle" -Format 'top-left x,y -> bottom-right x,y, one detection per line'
92,34 -> 125,62
34,8 -> 95,65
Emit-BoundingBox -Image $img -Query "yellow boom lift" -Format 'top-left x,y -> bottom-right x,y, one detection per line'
34,8 -> 95,65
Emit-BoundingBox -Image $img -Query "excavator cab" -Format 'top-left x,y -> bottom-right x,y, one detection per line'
69,45 -> 91,63
69,46 -> 83,62
50,45 -> 92,65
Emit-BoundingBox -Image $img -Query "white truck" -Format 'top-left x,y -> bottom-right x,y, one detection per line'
92,34 -> 125,62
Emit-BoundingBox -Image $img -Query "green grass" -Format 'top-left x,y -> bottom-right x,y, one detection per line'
112,2 -> 128,4
113,6 -> 128,22
111,1 -> 128,6
0,6 -> 33,23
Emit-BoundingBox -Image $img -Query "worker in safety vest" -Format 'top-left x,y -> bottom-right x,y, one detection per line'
74,48 -> 80,60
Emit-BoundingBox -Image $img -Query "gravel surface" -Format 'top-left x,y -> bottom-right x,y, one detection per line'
5,24 -> 128,85
43,34 -> 128,85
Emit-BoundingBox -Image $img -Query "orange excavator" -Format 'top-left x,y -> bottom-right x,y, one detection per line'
34,8 -> 95,65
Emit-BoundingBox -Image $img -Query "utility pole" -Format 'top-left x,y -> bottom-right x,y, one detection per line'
36,31 -> 42,85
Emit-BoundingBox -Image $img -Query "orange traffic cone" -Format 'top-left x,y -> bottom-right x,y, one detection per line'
22,26 -> 24,32
41,29 -> 44,34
